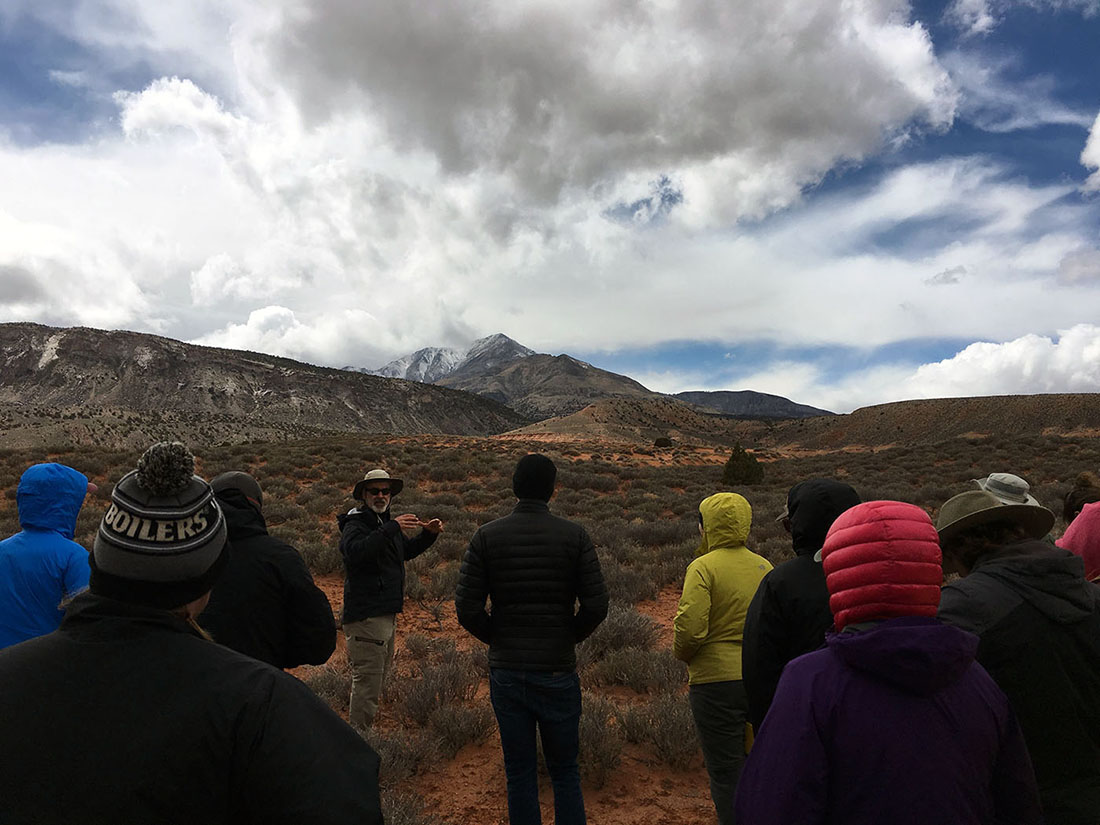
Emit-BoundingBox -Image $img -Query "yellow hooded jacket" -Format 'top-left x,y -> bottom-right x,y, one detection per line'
673,492 -> 772,685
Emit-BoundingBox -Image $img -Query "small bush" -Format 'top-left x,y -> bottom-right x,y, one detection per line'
653,437 -> 673,448
586,648 -> 686,694
381,790 -> 447,825
721,443 -> 765,486
617,693 -> 700,769
577,604 -> 658,667
578,692 -> 623,788
367,730 -> 439,786
300,661 -> 352,715
400,657 -> 481,726
428,703 -> 496,758
404,633 -> 431,660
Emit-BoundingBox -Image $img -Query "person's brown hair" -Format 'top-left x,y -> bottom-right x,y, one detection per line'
941,522 -> 1032,573
1064,472 -> 1100,524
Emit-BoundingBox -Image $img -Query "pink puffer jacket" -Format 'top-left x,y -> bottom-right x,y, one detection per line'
821,501 -> 942,631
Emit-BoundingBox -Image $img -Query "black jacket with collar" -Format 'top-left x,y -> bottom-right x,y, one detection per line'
199,489 -> 336,669
339,505 -> 436,623
0,593 -> 382,825
455,498 -> 609,671
939,542 -> 1100,825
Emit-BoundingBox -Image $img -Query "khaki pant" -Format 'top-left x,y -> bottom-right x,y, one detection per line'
344,614 -> 396,731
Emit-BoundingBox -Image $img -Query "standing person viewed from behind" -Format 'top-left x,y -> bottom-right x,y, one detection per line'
937,490 -> 1100,824
340,467 -> 443,731
735,501 -> 1041,825
674,492 -> 772,825
0,442 -> 383,824
199,471 -> 337,668
0,463 -> 95,649
742,478 -> 860,730
455,454 -> 609,825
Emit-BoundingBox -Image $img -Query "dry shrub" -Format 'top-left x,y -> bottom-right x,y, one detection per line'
404,633 -> 431,660
300,661 -> 351,715
577,604 -> 657,668
400,656 -> 480,726
381,790 -> 449,825
428,703 -> 496,758
586,648 -> 686,694
617,693 -> 700,769
367,729 -> 439,786
602,558 -> 658,603
578,692 -> 623,789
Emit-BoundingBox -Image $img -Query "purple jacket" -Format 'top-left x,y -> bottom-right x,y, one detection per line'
734,617 -> 1041,825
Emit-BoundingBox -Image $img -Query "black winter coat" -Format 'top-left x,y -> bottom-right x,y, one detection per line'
455,499 -> 609,671
939,542 -> 1100,825
200,489 -> 336,668
0,594 -> 382,825
339,506 -> 436,623
742,478 -> 859,729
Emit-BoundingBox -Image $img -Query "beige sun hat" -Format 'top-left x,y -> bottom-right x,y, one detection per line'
936,490 -> 1054,545
352,468 -> 404,501
974,472 -> 1040,506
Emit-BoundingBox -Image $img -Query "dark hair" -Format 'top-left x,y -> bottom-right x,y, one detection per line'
512,454 -> 556,502
941,522 -> 1032,572
1063,472 -> 1100,524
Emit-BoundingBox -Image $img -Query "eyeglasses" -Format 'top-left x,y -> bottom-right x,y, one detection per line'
365,488 -> 391,496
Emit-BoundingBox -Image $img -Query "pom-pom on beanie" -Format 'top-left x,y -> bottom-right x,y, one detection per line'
512,454 -> 557,502
91,442 -> 228,609
820,500 -> 942,631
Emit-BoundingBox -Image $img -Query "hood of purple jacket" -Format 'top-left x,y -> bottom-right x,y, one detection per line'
827,616 -> 979,695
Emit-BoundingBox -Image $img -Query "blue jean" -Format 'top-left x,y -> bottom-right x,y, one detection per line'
489,668 -> 586,825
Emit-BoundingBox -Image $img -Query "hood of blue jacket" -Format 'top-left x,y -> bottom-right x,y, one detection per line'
17,463 -> 89,538
827,616 -> 979,695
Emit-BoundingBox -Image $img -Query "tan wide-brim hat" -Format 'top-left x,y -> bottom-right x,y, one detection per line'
936,490 -> 1054,545
353,468 -> 404,501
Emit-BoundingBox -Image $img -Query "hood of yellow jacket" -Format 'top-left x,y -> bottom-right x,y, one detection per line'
695,492 -> 753,557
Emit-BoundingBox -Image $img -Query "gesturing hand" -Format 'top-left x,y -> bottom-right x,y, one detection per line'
394,513 -> 421,531
421,518 -> 444,535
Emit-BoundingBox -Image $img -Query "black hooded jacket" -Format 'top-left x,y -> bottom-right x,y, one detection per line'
939,542 -> 1100,825
339,505 -> 436,623
742,479 -> 860,729
199,489 -> 336,669
0,594 -> 382,825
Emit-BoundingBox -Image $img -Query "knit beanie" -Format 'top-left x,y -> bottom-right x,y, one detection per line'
512,454 -> 557,502
91,442 -> 228,609
820,500 -> 942,631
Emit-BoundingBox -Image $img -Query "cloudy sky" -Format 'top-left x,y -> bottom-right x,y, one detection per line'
2,0 -> 1098,413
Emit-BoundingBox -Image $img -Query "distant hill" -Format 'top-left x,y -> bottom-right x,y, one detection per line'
363,333 -> 535,383
517,393 -> 1100,450
0,323 -> 530,449
438,353 -> 656,419
675,390 -> 833,419
368,334 -> 834,421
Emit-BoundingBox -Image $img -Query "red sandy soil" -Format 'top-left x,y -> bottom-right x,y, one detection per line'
308,575 -> 717,825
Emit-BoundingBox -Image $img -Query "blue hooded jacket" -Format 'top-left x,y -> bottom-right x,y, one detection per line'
0,463 -> 92,648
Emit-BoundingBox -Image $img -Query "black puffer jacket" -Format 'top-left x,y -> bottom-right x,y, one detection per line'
939,542 -> 1100,825
0,594 -> 382,825
742,479 -> 860,729
339,506 -> 436,623
200,489 -> 336,668
455,499 -> 608,671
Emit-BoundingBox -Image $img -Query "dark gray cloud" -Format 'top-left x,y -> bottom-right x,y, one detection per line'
267,0 -> 955,208
0,264 -> 49,304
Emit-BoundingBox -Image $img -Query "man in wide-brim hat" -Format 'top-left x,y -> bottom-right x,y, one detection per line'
339,467 -> 442,731
936,489 -> 1100,822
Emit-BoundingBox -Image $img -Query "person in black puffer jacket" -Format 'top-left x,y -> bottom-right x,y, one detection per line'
199,471 -> 336,669
742,478 -> 860,730
339,468 -> 441,731
456,454 -> 608,825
